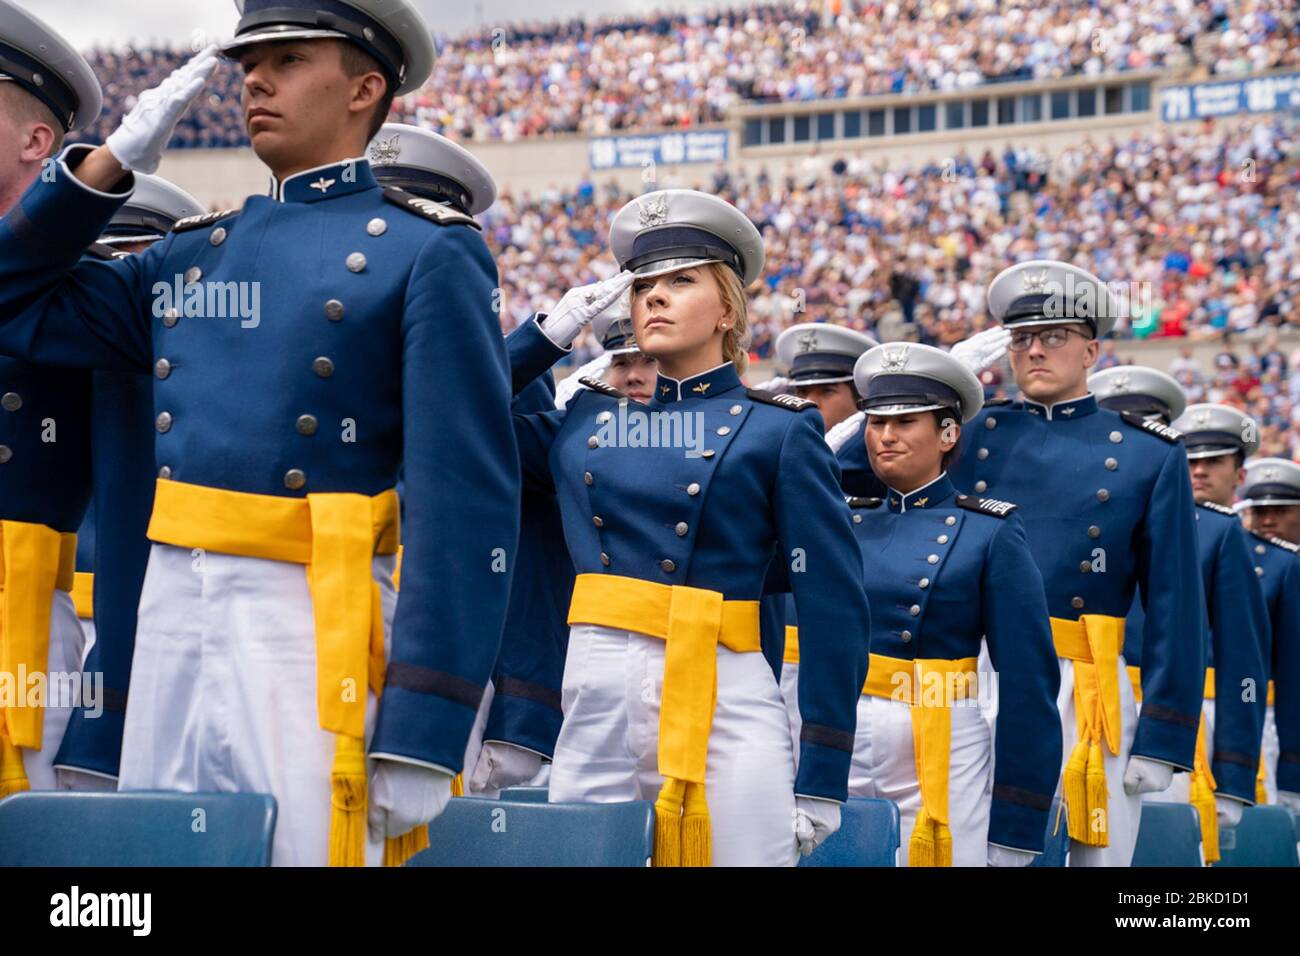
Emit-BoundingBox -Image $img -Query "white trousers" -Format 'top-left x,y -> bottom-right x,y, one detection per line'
118,544 -> 396,867
778,659 -> 801,774
18,591 -> 85,790
1058,655 -> 1141,867
1261,705 -> 1278,804
549,623 -> 798,866
77,618 -> 96,668
849,694 -> 993,866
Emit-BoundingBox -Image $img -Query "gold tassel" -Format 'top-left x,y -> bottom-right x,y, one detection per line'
680,781 -> 711,867
908,809 -> 952,867
1062,738 -> 1090,843
0,733 -> 29,798
328,735 -> 368,867
1255,758 -> 1268,806
382,826 -> 430,867
1189,771 -> 1220,864
652,777 -> 685,867
451,773 -> 464,797
1084,740 -> 1109,848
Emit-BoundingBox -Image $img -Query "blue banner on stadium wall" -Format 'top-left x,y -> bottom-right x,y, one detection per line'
588,129 -> 729,170
1160,72 -> 1300,122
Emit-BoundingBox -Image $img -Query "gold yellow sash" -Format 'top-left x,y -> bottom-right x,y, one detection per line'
70,572 -> 94,620
862,652 -> 978,867
0,520 -> 77,797
1051,614 -> 1124,847
783,625 -> 799,665
567,572 -> 761,867
146,478 -> 414,866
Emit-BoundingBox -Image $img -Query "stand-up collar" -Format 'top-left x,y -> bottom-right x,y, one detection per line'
269,156 -> 376,203
1024,392 -> 1098,422
886,473 -> 955,513
652,362 -> 742,404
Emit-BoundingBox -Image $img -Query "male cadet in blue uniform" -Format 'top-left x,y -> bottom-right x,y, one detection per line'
1230,457 -> 1300,810
52,174 -> 203,792
950,260 -> 1204,867
367,121 -> 568,795
0,0 -> 519,867
0,0 -> 102,795
1092,380 -> 1268,862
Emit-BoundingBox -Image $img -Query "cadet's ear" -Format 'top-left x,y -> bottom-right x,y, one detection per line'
1080,332 -> 1101,370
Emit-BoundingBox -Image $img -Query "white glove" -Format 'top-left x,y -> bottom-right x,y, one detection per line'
467,741 -> 543,795
987,844 -> 1036,867
793,796 -> 841,857
1278,791 -> 1300,813
824,409 -> 865,454
538,272 -> 635,348
366,759 -> 454,841
1215,794 -> 1244,829
751,375 -> 790,393
106,45 -> 220,173
554,352 -> 613,409
949,327 -> 1011,375
55,767 -> 117,792
1123,755 -> 1174,796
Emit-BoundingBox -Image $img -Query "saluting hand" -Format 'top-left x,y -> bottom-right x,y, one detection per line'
950,326 -> 1011,375
538,271 -> 636,349
105,44 -> 220,174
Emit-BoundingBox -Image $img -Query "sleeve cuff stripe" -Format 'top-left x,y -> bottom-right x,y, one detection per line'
992,783 -> 1054,811
495,675 -> 562,712
1141,703 -> 1200,730
385,662 -> 484,710
800,722 -> 854,753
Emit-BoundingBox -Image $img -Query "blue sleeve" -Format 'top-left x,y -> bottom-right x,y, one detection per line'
1208,522 -> 1269,801
370,225 -> 521,772
505,316 -> 570,396
983,513 -> 1062,851
0,145 -> 152,371
774,411 -> 871,801
1274,557 -> 1300,794
1132,443 -> 1204,770
759,590 -> 787,683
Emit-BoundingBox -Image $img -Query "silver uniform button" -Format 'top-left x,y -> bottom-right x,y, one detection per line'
974,480 -> 987,493
324,299 -> 344,321
184,266 -> 202,285
716,426 -> 731,436
945,516 -> 956,526
1096,488 -> 1110,502
675,522 -> 689,537
367,218 -> 388,237
918,577 -> 929,589
583,471 -> 593,486
587,436 -> 599,449
1,392 -> 21,412
155,411 -> 173,433
984,418 -> 997,429
1088,525 -> 1101,538
600,552 -> 611,567
284,469 -> 307,490
852,514 -> 862,524
730,404 -> 742,415
1079,561 -> 1090,573
209,227 -> 227,246
346,252 -> 367,273
1256,567 -> 1265,577
1104,457 -> 1118,470
977,448 -> 989,460
154,358 -> 171,379
1255,544 -> 1266,555
313,357 -> 335,378
592,516 -> 604,528
1071,596 -> 1085,609
660,559 -> 676,573
927,554 -> 939,565
687,483 -> 700,496
0,445 -> 11,464
163,308 -> 180,327
1109,431 -> 1123,443
937,534 -> 949,544
296,414 -> 318,436
158,465 -> 172,479
701,449 -> 715,459
901,630 -> 912,643
909,604 -> 920,617
597,411 -> 612,424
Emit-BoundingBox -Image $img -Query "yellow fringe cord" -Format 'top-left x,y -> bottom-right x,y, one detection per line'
908,807 -> 953,867
0,733 -> 30,798
653,778 -> 685,867
681,781 -> 711,867
328,735 -> 368,867
382,826 -> 430,867
1062,738 -> 1090,843
1085,741 -> 1109,847
451,773 -> 464,797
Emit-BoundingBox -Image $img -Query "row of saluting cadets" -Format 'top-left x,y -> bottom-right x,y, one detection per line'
0,0 -> 1297,867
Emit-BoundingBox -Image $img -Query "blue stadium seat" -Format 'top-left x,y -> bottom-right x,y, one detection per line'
497,787 -> 549,803
1029,799 -> 1069,867
1132,801 -> 1202,867
409,798 -> 654,866
0,791 -> 276,866
1215,806 -> 1300,867
798,797 -> 899,867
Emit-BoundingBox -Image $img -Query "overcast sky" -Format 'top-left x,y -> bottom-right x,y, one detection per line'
19,0 -> 755,49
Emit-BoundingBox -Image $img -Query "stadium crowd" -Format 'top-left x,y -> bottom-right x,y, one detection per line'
70,0 -> 1299,146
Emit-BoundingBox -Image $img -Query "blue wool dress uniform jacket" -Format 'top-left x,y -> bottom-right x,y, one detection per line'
482,372 -> 574,759
1123,503 -> 1269,800
821,475 -> 1060,850
1248,532 -> 1300,794
55,369 -> 156,778
0,146 -> 520,773
503,320 -> 871,801
949,395 -> 1205,770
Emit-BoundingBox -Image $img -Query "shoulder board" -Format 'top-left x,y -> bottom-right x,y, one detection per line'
845,496 -> 883,509
171,209 -> 238,233
1253,531 -> 1300,554
747,388 -> 815,412
85,242 -> 131,261
578,376 -> 626,400
955,493 -> 1017,519
1197,500 -> 1236,517
383,187 -> 481,231
1120,409 -> 1182,444
983,398 -> 1013,407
